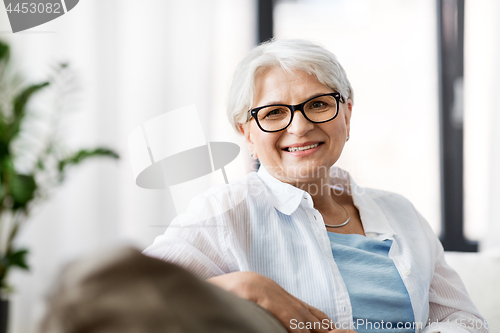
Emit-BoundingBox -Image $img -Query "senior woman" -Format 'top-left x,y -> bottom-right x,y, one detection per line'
144,39 -> 486,333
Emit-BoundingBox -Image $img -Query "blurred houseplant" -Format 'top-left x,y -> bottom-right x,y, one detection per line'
0,39 -> 119,325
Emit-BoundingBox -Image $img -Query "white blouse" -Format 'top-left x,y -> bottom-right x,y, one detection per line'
143,166 -> 487,333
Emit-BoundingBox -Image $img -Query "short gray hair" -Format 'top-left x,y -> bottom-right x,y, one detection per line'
227,39 -> 354,133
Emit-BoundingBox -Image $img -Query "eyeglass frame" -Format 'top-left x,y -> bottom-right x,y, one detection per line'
246,92 -> 346,133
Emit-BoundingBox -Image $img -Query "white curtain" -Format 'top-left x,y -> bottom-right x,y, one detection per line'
463,0 -> 500,250
2,1 -> 255,332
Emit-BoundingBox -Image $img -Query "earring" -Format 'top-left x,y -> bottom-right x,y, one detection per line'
250,153 -> 255,159
346,135 -> 350,142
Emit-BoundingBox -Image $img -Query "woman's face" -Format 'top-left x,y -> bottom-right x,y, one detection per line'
241,67 -> 353,186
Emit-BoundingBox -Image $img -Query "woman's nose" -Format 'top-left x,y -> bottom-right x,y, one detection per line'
287,111 -> 314,136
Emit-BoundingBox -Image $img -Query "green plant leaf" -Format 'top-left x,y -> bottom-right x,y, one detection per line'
0,249 -> 29,278
10,173 -> 37,210
0,112 -> 7,139
0,248 -> 29,288
0,154 -> 14,178
0,38 -> 9,144
36,157 -> 45,171
58,148 -> 119,172
0,40 -> 9,63
7,82 -> 50,143
0,156 -> 14,208
8,249 -> 29,270
0,140 -> 8,162
58,148 -> 119,181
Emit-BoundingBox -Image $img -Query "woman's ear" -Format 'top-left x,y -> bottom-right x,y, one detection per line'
237,123 -> 245,134
344,99 -> 353,138
239,122 -> 256,158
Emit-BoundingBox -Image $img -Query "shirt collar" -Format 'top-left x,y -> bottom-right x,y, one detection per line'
257,166 -> 304,215
257,165 -> 396,236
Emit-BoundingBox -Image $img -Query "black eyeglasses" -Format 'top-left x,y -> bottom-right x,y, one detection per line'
246,92 -> 345,133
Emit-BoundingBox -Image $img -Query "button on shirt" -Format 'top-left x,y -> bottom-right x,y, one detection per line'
144,166 -> 487,333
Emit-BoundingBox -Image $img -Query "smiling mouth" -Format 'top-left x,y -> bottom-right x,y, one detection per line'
286,143 -> 320,152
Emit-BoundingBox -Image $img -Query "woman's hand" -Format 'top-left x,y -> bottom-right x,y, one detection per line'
207,271 -> 335,333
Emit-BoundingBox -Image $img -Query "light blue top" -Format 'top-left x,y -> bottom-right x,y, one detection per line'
327,232 -> 415,333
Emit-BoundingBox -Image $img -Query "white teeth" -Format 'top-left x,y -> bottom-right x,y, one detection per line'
287,143 -> 319,152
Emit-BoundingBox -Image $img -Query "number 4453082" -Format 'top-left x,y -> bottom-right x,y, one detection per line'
5,2 -> 61,14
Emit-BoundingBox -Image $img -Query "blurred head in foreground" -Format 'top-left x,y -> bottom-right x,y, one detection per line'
39,247 -> 272,333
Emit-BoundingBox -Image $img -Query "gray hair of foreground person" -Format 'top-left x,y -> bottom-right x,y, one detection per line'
227,38 -> 355,133
39,247 -> 286,333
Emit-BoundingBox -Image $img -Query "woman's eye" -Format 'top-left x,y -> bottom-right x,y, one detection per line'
263,108 -> 286,118
312,101 -> 326,108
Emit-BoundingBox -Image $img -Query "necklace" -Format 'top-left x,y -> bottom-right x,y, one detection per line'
324,201 -> 351,228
